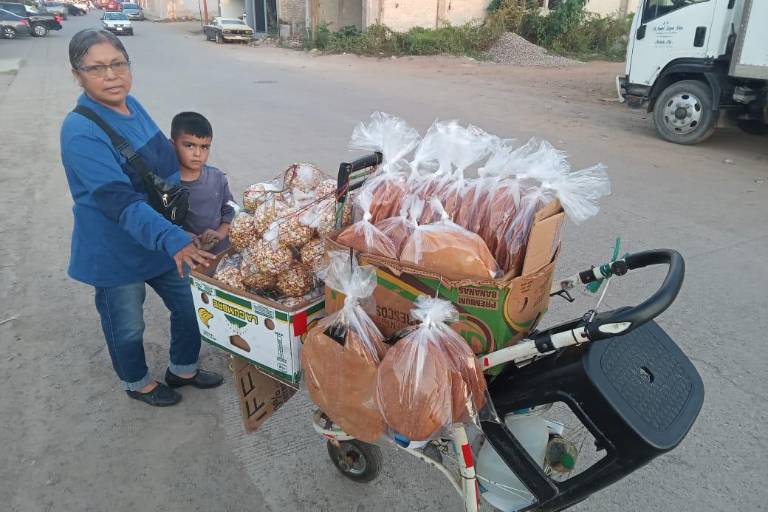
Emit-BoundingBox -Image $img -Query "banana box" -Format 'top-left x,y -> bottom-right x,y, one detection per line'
190,251 -> 325,385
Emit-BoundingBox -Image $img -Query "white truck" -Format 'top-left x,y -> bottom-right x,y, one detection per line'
618,0 -> 767,144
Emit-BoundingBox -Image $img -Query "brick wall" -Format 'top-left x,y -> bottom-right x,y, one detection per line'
279,0 -> 305,25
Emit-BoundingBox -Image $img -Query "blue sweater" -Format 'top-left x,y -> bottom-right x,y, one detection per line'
60,94 -> 191,287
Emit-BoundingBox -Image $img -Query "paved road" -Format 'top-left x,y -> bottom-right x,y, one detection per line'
0,13 -> 766,512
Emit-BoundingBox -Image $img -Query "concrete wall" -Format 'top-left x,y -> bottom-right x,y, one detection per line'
362,0 -> 490,32
143,0 -> 218,20
584,0 -> 639,16
220,0 -> 245,18
315,0 -> 363,30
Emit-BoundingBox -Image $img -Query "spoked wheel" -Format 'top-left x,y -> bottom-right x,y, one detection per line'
2,26 -> 16,39
215,32 -> 223,44
326,439 -> 383,483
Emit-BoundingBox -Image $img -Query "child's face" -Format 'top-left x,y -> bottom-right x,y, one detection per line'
173,133 -> 212,172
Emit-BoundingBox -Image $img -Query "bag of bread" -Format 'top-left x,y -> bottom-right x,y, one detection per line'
497,142 -> 611,275
401,199 -> 501,281
301,252 -> 389,442
350,112 -> 420,224
376,296 -> 491,442
335,189 -> 398,259
374,196 -> 423,254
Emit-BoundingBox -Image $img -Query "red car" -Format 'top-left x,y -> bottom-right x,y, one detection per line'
105,0 -> 122,11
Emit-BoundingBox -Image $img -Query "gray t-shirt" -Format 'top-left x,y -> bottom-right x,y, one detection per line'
182,165 -> 235,254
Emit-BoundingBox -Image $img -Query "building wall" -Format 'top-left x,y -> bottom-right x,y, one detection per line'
315,0 -> 363,30
220,0 -> 245,18
363,0 -> 490,32
143,0 -> 218,19
280,0 -> 304,25
584,0 -> 639,16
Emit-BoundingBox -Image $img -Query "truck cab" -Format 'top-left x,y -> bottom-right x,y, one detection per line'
619,0 -> 767,144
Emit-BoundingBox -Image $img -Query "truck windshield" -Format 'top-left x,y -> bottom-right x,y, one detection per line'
642,0 -> 709,23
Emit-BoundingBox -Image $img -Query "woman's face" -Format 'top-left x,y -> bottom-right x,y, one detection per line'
73,41 -> 132,109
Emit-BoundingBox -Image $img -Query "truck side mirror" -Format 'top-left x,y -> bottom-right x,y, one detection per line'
637,24 -> 646,40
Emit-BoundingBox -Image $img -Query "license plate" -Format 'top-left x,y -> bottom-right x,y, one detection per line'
116,27 -> 123,30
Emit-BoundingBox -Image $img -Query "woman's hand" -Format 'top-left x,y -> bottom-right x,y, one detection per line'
173,243 -> 215,278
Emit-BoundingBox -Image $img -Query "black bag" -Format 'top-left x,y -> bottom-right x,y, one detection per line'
73,105 -> 189,226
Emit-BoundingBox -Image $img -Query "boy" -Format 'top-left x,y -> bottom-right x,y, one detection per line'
171,112 -> 235,254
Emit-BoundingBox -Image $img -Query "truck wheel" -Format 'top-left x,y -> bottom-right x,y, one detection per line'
736,119 -> 768,136
33,24 -> 48,37
653,80 -> 718,145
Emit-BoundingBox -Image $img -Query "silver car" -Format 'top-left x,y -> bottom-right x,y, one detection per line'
102,11 -> 133,35
43,1 -> 67,19
121,3 -> 144,20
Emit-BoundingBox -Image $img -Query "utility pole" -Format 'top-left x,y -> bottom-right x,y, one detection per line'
202,0 -> 209,24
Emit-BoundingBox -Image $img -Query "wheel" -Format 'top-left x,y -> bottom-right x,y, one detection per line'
128,29 -> 134,35
2,26 -> 16,39
215,32 -> 223,44
32,24 -> 48,37
653,80 -> 718,145
736,118 -> 768,136
326,440 -> 382,483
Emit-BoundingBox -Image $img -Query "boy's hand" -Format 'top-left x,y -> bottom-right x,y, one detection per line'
197,229 -> 221,251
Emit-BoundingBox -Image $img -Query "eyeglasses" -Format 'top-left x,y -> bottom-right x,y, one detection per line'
77,61 -> 131,78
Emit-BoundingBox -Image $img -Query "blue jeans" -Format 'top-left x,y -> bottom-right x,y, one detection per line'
94,269 -> 200,391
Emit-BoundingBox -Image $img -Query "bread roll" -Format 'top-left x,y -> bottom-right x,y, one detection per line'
376,338 -> 453,441
301,314 -> 388,442
400,224 -> 500,280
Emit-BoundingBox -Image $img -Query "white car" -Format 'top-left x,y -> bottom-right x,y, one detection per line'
102,11 -> 133,35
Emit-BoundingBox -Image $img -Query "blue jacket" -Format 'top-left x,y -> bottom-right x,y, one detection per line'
60,94 -> 191,287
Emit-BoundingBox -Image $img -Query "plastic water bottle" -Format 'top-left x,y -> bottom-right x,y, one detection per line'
475,414 -> 550,512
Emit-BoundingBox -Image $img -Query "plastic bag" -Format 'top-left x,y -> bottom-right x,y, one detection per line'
284,163 -> 324,193
213,253 -> 245,290
497,141 -> 610,275
243,179 -> 284,211
374,196 -> 423,254
301,252 -> 389,442
376,296 -> 490,441
400,199 -> 501,280
229,210 -> 260,251
350,112 -> 420,223
335,189 -> 398,259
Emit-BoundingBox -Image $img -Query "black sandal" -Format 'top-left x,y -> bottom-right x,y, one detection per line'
126,382 -> 182,407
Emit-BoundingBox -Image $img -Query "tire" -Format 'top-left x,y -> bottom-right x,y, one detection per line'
653,80 -> 718,145
128,29 -> 134,35
326,440 -> 382,483
32,24 -> 48,37
736,118 -> 768,136
2,26 -> 16,39
215,32 -> 223,44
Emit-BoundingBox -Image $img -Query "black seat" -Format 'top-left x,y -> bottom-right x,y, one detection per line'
482,320 -> 704,511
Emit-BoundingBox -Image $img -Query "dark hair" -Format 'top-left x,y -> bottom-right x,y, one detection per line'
171,112 -> 213,139
69,29 -> 130,70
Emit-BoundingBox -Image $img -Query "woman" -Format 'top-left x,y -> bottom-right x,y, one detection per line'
60,29 -> 222,407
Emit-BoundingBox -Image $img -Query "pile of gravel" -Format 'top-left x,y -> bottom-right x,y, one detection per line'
487,33 -> 578,66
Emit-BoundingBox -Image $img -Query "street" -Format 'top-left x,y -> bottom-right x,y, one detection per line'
0,12 -> 766,512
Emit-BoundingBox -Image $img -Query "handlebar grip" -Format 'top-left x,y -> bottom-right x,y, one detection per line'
586,249 -> 685,341
336,152 -> 383,199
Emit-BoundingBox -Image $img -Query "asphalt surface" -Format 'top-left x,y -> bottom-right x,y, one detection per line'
0,13 -> 766,512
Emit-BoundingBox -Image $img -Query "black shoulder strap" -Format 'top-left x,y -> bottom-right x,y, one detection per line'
73,105 -> 153,180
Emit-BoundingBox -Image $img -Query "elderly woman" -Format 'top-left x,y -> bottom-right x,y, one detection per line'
60,29 -> 222,407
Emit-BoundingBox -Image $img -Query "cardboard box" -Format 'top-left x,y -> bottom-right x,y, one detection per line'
232,358 -> 298,433
325,202 -> 565,362
190,251 -> 325,384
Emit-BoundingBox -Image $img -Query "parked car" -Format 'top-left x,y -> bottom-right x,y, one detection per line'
72,1 -> 89,11
65,3 -> 86,15
44,2 -> 67,19
0,1 -> 61,37
121,2 -> 142,20
203,17 -> 253,44
102,11 -> 131,34
104,0 -> 121,11
0,8 -> 31,38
